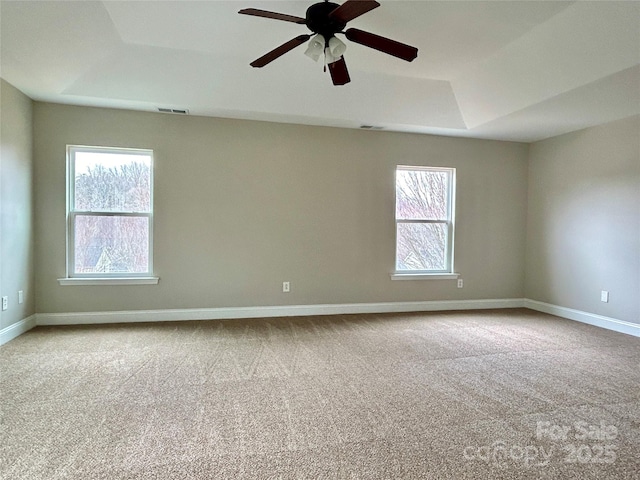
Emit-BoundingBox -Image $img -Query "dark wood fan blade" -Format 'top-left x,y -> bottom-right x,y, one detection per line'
239,8 -> 306,24
250,35 -> 311,68
328,57 -> 351,86
329,0 -> 380,24
345,28 -> 418,62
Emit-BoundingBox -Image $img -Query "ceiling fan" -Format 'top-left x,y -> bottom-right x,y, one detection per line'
239,0 -> 418,86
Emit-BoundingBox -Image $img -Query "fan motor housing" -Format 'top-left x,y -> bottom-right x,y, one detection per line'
305,2 -> 346,38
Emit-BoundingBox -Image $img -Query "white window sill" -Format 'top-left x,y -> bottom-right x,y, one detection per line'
58,277 -> 159,286
390,273 -> 460,281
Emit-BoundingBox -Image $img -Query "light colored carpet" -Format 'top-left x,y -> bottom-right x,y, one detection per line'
1,308 -> 639,479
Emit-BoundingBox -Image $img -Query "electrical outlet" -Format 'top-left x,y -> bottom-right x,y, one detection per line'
18,290 -> 24,304
601,290 -> 609,303
283,281 -> 290,293
2,296 -> 7,311
457,279 -> 464,288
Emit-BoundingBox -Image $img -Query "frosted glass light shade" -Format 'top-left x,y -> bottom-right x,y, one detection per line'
325,36 -> 346,65
304,34 -> 325,62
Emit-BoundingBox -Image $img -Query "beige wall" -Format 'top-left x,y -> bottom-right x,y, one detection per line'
526,115 -> 640,324
33,103 -> 528,314
0,79 -> 35,328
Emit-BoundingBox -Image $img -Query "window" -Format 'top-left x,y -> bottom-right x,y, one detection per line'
66,146 -> 154,279
395,165 -> 456,275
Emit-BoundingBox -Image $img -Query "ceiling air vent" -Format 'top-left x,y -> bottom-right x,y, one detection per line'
158,108 -> 189,115
360,125 -> 383,130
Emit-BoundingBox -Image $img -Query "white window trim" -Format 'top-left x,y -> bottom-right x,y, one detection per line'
390,273 -> 459,281
393,165 -> 456,278
65,145 -> 156,281
58,277 -> 159,286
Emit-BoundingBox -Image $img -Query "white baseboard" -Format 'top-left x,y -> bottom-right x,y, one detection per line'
36,298 -> 525,326
0,315 -> 37,346
524,299 -> 640,337
7,299 -> 637,341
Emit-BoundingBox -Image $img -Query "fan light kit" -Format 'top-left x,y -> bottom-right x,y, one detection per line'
239,0 -> 418,86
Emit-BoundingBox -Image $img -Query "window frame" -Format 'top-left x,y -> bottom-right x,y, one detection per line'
65,145 -> 155,280
394,165 -> 456,276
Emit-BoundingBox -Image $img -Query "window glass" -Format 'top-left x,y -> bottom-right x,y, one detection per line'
395,166 -> 455,273
68,146 -> 153,277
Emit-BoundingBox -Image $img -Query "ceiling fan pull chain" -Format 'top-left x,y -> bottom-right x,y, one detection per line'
324,36 -> 329,71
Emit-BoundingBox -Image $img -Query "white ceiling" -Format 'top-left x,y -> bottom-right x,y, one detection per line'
1,0 -> 639,142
